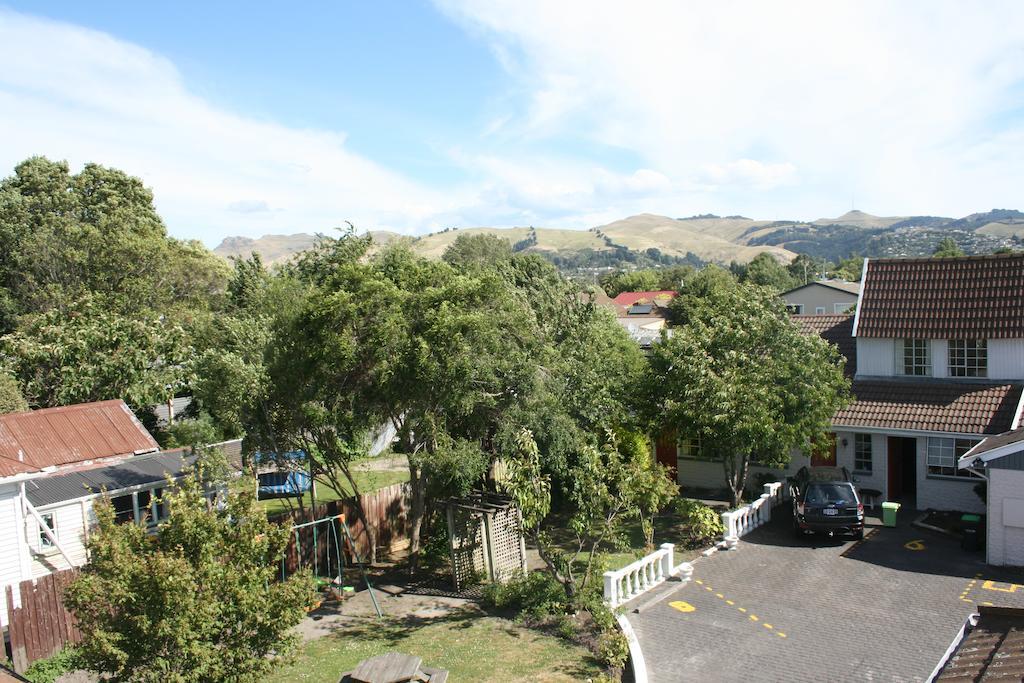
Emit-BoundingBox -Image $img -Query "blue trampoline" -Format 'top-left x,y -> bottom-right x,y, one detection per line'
253,450 -> 312,498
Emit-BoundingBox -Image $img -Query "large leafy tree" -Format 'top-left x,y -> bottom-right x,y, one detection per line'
0,371 -> 27,414
650,268 -> 849,506
66,470 -> 315,682
0,293 -> 190,408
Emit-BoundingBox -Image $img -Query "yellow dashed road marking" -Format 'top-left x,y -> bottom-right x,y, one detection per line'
695,579 -> 703,585
749,614 -> 759,622
716,593 -> 724,599
777,632 -> 787,638
726,600 -> 735,605
678,579 -> 788,639
738,607 -> 747,613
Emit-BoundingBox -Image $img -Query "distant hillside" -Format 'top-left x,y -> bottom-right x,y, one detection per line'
214,207 -> 1024,271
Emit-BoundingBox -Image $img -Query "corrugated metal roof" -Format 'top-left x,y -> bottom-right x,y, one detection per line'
24,449 -> 195,507
0,400 -> 160,478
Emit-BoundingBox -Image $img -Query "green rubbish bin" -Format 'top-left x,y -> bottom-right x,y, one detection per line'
961,513 -> 982,551
882,501 -> 901,527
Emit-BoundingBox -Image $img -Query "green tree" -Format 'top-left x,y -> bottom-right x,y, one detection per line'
441,233 -> 514,270
598,269 -> 661,297
65,470 -> 315,682
743,253 -> 798,292
503,428 -> 676,603
832,255 -> 865,281
933,237 -> 965,258
0,293 -> 190,409
0,371 -> 27,414
649,270 -> 849,506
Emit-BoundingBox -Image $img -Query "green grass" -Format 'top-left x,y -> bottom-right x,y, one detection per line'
254,467 -> 410,516
264,611 -> 602,683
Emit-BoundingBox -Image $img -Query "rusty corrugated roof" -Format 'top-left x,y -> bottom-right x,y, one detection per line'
936,606 -> 1024,681
0,400 -> 159,478
856,254 -> 1024,339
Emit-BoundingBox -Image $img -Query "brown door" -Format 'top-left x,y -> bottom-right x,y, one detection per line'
655,432 -> 678,481
887,436 -> 902,499
811,434 -> 837,467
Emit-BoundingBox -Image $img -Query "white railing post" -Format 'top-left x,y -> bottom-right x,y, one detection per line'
604,571 -> 618,608
660,542 -> 674,580
760,493 -> 772,523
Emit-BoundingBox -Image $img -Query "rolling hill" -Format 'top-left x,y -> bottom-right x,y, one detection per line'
212,208 -> 1024,270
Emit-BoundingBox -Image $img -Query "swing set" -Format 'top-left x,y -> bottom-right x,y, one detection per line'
282,513 -> 382,617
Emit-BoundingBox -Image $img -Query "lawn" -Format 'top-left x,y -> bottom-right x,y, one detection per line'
252,465 -> 410,516
264,610 -> 602,682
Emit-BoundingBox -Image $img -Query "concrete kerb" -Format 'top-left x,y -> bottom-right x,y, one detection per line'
616,613 -> 648,683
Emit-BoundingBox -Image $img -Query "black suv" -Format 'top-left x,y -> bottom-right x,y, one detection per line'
789,467 -> 864,540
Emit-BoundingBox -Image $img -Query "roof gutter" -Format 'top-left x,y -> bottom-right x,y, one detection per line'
850,257 -> 869,337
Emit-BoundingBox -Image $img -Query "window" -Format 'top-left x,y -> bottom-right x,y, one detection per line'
786,304 -> 804,314
815,306 -> 826,314
38,512 -> 56,550
948,339 -> 987,378
679,436 -> 704,459
111,494 -> 136,525
834,303 -> 853,314
926,437 -> 981,478
854,433 -> 872,473
901,339 -> 931,376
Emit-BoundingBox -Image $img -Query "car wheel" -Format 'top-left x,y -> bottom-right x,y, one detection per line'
852,529 -> 864,541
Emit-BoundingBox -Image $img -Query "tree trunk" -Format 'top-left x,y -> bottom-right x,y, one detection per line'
407,463 -> 426,574
723,453 -> 750,508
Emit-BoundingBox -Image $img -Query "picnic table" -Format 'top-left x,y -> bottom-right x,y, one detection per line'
341,652 -> 448,683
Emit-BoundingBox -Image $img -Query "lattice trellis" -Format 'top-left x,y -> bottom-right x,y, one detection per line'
445,492 -> 527,591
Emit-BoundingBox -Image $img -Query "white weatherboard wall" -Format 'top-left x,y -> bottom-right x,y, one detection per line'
675,450 -> 810,491
988,468 -> 1024,567
833,431 -> 887,500
856,338 -> 895,376
988,339 -> 1024,380
30,499 -> 93,578
914,437 -> 985,514
0,483 -> 26,628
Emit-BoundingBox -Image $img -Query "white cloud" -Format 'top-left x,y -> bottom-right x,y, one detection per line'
437,0 -> 1024,218
0,10 -> 459,244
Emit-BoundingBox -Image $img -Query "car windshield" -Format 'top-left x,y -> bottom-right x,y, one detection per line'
806,483 -> 856,505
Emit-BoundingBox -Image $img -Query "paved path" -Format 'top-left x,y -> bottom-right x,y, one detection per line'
628,508 -> 1024,682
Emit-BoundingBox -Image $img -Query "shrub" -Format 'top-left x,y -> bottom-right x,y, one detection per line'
674,498 -> 725,542
481,571 -> 567,619
23,647 -> 80,683
596,630 -> 630,668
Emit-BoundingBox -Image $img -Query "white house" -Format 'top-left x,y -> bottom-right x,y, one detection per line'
672,254 -> 1024,516
960,428 -> 1024,567
0,400 -> 194,630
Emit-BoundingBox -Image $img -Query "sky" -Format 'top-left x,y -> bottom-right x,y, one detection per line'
2,1 -> 1024,246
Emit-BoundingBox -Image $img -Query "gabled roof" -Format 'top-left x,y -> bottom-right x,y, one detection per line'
782,279 -> 860,297
0,400 -> 159,478
832,379 -> 1023,435
935,606 -> 1024,681
611,290 -> 677,306
792,314 -> 857,377
855,254 -> 1024,339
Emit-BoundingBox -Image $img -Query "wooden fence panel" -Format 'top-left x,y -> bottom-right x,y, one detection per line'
5,568 -> 81,673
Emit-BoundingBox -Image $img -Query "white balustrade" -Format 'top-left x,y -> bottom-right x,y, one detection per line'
720,482 -> 787,549
603,543 -> 692,608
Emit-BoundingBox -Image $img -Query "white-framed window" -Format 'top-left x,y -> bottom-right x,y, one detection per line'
678,436 -> 704,460
38,512 -> 56,550
901,339 -> 931,376
111,487 -> 170,528
786,304 -> 804,314
926,437 -> 981,478
834,302 -> 853,313
853,433 -> 872,473
815,306 -> 826,314
948,339 -> 987,378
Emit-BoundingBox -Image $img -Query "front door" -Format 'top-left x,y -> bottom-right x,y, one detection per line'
811,434 -> 837,467
888,437 -> 903,499
655,432 -> 678,482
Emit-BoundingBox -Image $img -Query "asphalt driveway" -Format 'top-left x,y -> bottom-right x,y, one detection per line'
627,506 -> 1024,682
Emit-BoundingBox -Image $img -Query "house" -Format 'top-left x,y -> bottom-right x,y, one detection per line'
781,279 -> 859,314
674,254 -> 1024,515
611,290 -> 676,308
0,400 -> 195,629
960,428 -> 1024,567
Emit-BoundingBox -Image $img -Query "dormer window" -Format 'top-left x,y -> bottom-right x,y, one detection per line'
948,339 -> 987,377
901,339 -> 931,376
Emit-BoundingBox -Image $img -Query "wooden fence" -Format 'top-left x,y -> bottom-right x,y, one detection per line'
4,569 -> 81,673
270,481 -> 411,576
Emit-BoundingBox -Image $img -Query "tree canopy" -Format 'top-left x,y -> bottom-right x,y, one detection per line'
650,268 -> 850,505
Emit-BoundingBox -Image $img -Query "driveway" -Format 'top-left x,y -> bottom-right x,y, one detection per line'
627,506 -> 1024,682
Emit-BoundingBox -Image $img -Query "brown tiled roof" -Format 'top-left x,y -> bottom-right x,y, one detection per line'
962,426 -> 1024,461
856,254 -> 1024,339
936,606 -> 1024,681
0,400 -> 159,478
832,379 -> 1023,435
792,314 -> 856,376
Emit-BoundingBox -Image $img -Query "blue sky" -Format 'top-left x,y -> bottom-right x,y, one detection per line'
2,2 -> 1024,245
